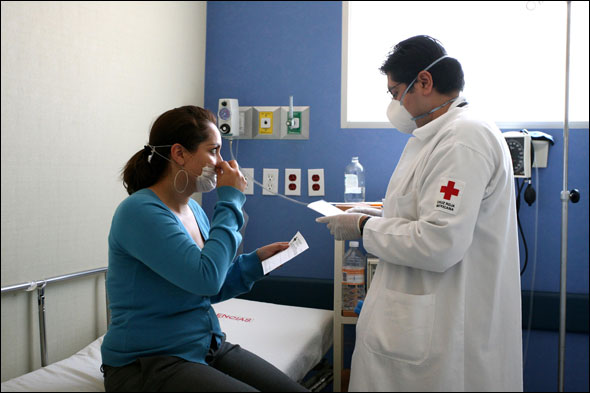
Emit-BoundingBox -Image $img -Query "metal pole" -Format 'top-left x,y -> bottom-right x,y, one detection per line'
1,267 -> 108,294
36,282 -> 48,367
558,1 -> 571,391
2,267 -> 108,368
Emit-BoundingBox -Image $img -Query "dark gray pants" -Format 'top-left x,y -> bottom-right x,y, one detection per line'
102,338 -> 308,392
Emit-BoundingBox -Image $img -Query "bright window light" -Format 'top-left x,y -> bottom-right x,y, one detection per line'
342,1 -> 589,129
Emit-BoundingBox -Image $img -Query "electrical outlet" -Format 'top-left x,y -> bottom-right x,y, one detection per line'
241,167 -> 254,195
285,168 -> 301,196
263,168 -> 279,195
308,169 -> 325,196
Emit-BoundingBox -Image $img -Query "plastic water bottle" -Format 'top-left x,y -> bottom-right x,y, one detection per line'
344,157 -> 365,202
342,241 -> 366,315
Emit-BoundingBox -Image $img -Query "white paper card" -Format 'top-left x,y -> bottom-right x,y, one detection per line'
262,231 -> 309,275
307,200 -> 343,217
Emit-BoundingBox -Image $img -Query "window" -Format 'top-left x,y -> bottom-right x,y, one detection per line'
342,1 -> 589,129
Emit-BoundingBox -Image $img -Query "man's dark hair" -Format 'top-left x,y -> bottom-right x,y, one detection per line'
380,35 -> 465,94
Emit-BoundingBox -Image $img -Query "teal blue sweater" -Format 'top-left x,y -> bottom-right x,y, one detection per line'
101,187 -> 263,367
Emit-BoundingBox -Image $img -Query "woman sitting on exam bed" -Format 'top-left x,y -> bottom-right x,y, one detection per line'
101,105 -> 308,392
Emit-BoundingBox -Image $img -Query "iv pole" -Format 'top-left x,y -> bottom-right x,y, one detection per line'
557,1 -> 581,391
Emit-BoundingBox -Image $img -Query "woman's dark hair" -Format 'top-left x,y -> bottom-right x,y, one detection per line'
380,35 -> 465,94
122,105 -> 217,195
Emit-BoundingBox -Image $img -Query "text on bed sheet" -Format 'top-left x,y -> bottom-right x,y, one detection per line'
217,313 -> 253,323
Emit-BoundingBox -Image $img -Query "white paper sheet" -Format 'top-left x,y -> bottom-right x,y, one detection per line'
307,200 -> 343,217
261,231 -> 309,274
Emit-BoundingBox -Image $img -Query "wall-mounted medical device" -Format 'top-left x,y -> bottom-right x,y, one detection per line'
219,96 -> 309,140
503,130 -> 554,178
504,131 -> 532,178
217,98 -> 240,138
528,130 -> 555,168
240,105 -> 310,140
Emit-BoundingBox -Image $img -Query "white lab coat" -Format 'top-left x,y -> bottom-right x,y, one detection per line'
349,98 -> 523,392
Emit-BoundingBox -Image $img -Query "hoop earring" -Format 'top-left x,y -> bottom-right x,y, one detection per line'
174,168 -> 189,193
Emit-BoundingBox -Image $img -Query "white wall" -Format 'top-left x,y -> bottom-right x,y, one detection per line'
1,1 -> 207,381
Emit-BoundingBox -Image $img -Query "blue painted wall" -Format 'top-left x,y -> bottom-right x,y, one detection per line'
204,2 -> 588,391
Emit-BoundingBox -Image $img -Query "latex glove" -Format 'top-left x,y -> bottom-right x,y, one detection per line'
346,206 -> 382,217
315,213 -> 365,240
354,300 -> 364,316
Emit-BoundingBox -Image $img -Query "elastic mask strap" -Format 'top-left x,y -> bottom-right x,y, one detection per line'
145,144 -> 173,163
411,97 -> 458,121
423,54 -> 449,72
400,55 -> 450,108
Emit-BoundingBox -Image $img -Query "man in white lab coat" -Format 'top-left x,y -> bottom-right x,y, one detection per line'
316,35 -> 523,391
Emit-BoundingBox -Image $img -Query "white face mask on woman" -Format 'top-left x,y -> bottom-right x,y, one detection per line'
386,55 -> 456,134
194,165 -> 217,193
146,144 -> 217,193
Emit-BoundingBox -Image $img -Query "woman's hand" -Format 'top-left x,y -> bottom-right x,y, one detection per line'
216,160 -> 247,192
256,242 -> 290,262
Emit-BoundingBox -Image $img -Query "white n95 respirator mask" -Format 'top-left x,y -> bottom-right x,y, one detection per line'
386,54 -> 455,134
386,99 -> 417,134
195,165 -> 217,193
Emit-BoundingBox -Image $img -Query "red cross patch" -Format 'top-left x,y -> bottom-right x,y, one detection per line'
434,178 -> 465,215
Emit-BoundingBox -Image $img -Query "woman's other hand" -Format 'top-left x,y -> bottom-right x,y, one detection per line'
216,160 -> 247,192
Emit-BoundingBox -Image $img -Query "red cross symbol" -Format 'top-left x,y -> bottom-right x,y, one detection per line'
440,181 -> 460,200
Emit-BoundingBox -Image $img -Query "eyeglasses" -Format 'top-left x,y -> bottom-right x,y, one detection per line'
387,82 -> 402,99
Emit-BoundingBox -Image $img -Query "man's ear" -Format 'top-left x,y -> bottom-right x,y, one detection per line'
416,70 -> 434,95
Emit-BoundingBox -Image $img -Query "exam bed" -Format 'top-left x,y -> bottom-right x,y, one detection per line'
1,275 -> 333,392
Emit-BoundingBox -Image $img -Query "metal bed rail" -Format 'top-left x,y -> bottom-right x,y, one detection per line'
1,267 -> 109,367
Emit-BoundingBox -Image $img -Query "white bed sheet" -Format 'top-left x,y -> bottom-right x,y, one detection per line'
1,335 -> 105,392
214,298 -> 333,381
1,298 -> 333,392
